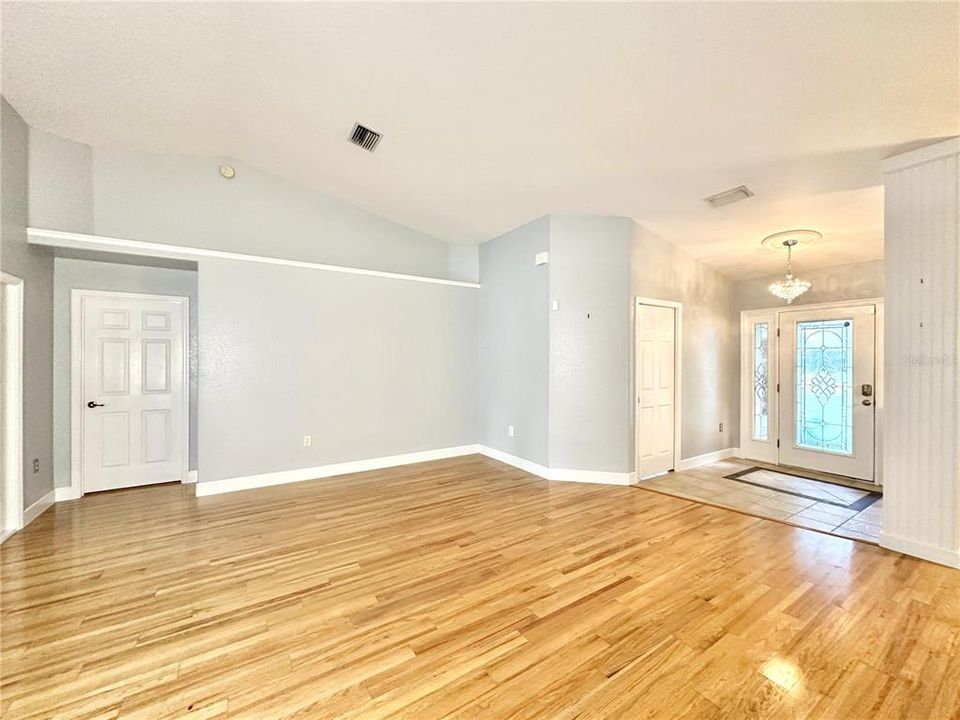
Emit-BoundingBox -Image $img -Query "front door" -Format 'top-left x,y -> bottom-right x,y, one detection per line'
779,305 -> 876,481
80,292 -> 187,492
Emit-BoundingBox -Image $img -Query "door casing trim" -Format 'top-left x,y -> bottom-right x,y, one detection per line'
70,289 -> 190,498
1,273 -> 24,542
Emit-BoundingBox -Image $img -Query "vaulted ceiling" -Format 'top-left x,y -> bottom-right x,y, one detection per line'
3,2 -> 957,278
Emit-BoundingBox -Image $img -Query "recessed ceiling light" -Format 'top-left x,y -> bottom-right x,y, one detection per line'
704,185 -> 754,208
219,165 -> 236,179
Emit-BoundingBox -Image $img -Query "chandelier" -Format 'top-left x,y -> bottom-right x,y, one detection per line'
762,230 -> 819,304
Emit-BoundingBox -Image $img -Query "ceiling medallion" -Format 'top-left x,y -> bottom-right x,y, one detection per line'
763,230 -> 820,304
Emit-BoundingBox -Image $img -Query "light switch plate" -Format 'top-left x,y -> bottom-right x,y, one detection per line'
534,251 -> 549,266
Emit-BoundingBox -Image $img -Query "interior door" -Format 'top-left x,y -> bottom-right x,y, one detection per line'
81,293 -> 186,492
636,303 -> 676,478
779,305 -> 876,481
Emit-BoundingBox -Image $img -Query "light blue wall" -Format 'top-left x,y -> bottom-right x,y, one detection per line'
28,127 -> 94,233
1,98 -> 55,508
25,128 -> 479,486
477,214 -> 739,473
199,258 -> 478,482
478,217 -> 551,465
548,215 -> 633,472
92,147 -> 452,278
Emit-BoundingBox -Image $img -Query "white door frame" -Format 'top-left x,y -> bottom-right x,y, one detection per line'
634,297 -> 683,477
1,273 -> 24,540
739,298 -> 884,485
70,289 -> 190,498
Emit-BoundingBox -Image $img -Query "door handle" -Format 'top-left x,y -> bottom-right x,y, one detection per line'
862,399 -> 872,406
86,401 -> 105,408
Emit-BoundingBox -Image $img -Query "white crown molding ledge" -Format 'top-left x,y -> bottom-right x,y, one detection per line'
27,228 -> 481,289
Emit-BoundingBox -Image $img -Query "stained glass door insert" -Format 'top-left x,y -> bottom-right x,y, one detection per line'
795,319 -> 853,454
753,323 -> 769,441
778,304 -> 876,482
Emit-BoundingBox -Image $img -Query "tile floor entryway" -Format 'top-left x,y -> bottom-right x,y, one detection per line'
639,459 -> 883,543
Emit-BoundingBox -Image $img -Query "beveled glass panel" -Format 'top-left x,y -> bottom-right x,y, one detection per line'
752,323 -> 769,441
795,319 -> 853,454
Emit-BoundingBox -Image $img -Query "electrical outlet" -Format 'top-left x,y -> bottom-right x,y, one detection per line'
32,458 -> 39,473
719,422 -> 724,433
507,425 -> 515,437
303,435 -> 312,447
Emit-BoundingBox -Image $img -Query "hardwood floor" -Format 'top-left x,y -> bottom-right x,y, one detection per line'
2,455 -> 959,719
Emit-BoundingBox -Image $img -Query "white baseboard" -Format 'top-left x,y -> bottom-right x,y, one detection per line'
23,489 -> 55,527
879,532 -> 960,569
196,443 -> 638,498
55,486 -> 81,502
184,470 -> 198,484
477,446 -> 635,486
477,446 -> 551,479
195,445 -> 481,497
676,447 -> 740,472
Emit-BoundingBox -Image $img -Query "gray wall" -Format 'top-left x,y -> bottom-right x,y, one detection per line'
91,147 -> 453,278
1,98 -> 55,507
199,259 -> 478,482
52,257 -> 199,487
630,224 -> 739,460
548,215 -> 633,472
733,259 -> 884,310
478,217 -> 550,465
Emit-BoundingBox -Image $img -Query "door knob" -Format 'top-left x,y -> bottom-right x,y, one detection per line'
86,401 -> 105,408
862,399 -> 872,406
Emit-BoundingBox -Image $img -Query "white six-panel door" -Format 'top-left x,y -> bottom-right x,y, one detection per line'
636,303 -> 677,478
77,292 -> 187,493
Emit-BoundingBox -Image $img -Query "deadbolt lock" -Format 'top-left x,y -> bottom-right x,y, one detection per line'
861,384 -> 873,397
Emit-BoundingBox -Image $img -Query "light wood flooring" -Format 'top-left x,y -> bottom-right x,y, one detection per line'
2,455 -> 959,719
641,459 -> 883,543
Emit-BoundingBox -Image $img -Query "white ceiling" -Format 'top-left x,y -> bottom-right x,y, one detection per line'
3,2 -> 957,278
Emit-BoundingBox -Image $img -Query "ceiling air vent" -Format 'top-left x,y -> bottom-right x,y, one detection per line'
349,123 -> 382,152
703,185 -> 754,209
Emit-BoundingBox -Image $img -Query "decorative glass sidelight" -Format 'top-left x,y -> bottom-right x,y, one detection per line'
752,323 -> 769,441
795,319 -> 853,454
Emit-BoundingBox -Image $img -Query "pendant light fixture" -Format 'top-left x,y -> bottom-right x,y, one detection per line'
762,230 -> 820,304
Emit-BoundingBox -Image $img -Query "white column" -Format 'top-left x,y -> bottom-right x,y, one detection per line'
880,138 -> 960,568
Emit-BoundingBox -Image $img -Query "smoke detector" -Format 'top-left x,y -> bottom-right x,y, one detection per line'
704,185 -> 754,208
349,123 -> 382,152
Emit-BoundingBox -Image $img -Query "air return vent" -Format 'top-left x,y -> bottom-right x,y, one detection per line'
704,185 -> 754,208
349,123 -> 382,152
